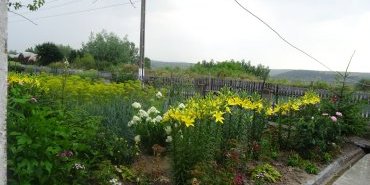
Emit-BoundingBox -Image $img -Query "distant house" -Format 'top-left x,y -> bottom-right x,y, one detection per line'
8,53 -> 19,59
9,52 -> 38,64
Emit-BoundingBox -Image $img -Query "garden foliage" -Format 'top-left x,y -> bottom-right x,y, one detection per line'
7,71 -> 367,185
7,73 -> 150,184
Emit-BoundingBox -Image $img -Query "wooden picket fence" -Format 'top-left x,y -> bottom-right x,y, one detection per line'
143,76 -> 370,118
9,63 -> 370,118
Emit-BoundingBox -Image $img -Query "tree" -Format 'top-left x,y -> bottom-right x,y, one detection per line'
8,50 -> 17,55
0,1 -> 7,183
144,57 -> 151,69
72,53 -> 96,70
57,44 -> 73,59
356,78 -> 370,91
82,30 -> 138,67
68,49 -> 84,63
35,42 -> 64,66
2,2 -> 46,184
25,47 -> 35,53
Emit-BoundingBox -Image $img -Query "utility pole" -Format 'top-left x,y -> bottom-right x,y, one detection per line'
138,0 -> 146,82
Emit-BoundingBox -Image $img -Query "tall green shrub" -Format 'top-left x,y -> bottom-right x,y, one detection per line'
35,42 -> 64,66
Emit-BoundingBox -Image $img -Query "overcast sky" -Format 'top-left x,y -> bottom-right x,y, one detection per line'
8,0 -> 370,72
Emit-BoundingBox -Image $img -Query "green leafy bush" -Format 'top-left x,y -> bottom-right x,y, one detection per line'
7,73 -> 141,184
191,161 -> 234,185
303,162 -> 319,174
48,61 -> 66,69
79,69 -> 100,80
110,64 -> 138,82
287,154 -> 301,167
82,30 -> 138,66
287,153 -> 319,174
189,59 -> 270,80
8,61 -> 25,72
71,53 -> 97,70
251,164 -> 282,183
35,42 -> 64,66
7,78 -> 100,184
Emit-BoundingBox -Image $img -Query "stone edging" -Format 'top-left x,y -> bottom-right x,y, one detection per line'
304,146 -> 365,185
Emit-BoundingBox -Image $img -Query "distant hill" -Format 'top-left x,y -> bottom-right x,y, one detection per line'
271,69 -> 370,83
151,60 -> 194,69
269,69 -> 293,76
150,61 -> 370,83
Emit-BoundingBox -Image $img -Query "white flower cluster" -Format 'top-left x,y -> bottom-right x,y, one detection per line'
178,103 -> 186,109
164,126 -> 174,143
73,163 -> 85,170
134,135 -> 141,143
109,178 -> 122,185
127,115 -> 141,127
138,109 -> 149,118
148,106 -> 160,115
166,136 -> 173,143
161,103 -> 183,143
132,102 -> 141,109
153,115 -> 163,123
164,126 -> 172,135
128,104 -> 163,127
64,59 -> 70,67
156,91 -> 163,98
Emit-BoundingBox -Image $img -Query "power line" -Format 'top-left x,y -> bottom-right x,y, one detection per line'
36,0 -> 84,12
9,1 -> 139,23
47,0 -> 63,4
9,0 -> 85,16
9,10 -> 38,25
233,0 -> 343,77
233,0 -> 370,87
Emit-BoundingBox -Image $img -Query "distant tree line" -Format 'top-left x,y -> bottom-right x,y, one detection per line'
190,59 -> 270,80
357,79 -> 370,91
12,30 -> 151,81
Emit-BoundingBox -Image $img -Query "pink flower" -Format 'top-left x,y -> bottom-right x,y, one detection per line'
58,150 -> 73,158
330,116 -> 337,122
336,112 -> 343,117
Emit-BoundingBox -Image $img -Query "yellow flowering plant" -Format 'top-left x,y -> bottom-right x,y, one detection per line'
8,72 -> 158,106
161,90 -> 322,184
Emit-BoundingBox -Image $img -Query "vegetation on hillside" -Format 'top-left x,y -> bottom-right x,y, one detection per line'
147,59 -> 270,81
190,60 -> 270,80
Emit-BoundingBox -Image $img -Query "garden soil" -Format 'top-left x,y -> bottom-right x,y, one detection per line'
131,143 -> 357,185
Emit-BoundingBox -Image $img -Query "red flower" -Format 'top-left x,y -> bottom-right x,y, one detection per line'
233,173 -> 244,185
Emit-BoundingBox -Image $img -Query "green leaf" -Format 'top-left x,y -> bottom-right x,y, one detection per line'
41,161 -> 53,174
16,135 -> 32,145
46,146 -> 61,155
9,131 -> 22,136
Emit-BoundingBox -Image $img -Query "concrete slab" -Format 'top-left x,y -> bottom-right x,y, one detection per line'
348,136 -> 370,150
333,154 -> 370,185
305,145 -> 364,185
